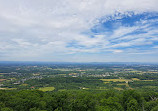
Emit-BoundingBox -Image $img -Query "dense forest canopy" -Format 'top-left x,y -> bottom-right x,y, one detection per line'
1,89 -> 158,111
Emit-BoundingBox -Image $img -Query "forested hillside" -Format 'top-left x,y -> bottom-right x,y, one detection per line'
1,90 -> 158,111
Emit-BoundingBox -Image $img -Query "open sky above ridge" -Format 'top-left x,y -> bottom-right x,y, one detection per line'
0,0 -> 158,62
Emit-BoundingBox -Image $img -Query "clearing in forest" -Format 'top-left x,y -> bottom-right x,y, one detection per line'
38,87 -> 55,92
100,79 -> 131,82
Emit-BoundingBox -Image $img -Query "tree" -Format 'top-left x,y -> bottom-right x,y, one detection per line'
122,90 -> 143,111
127,99 -> 139,111
1,107 -> 13,111
151,105 -> 158,111
97,97 -> 123,111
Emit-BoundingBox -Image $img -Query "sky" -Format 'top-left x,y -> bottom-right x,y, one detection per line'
0,0 -> 158,62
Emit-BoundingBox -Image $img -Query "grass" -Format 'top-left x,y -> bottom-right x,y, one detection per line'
132,78 -> 140,81
142,80 -> 154,81
131,78 -> 153,81
38,87 -> 55,92
58,89 -> 67,91
0,88 -> 17,90
94,89 -> 107,90
58,74 -> 66,76
137,72 -> 144,75
117,83 -> 129,87
103,82 -> 110,84
100,79 -> 131,82
114,87 -> 123,90
143,86 -> 158,88
20,84 -> 28,86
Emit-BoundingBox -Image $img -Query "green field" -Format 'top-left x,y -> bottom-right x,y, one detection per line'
0,88 -> 17,90
38,87 -> 55,92
100,79 -> 131,82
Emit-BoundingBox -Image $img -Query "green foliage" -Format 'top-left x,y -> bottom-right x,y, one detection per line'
127,99 -> 139,111
25,77 -> 106,90
1,89 -> 158,111
151,105 -> 158,111
122,90 -> 144,111
98,97 -> 123,111
1,107 -> 13,111
145,101 -> 158,111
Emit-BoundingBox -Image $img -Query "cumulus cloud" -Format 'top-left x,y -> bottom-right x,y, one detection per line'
0,0 -> 158,62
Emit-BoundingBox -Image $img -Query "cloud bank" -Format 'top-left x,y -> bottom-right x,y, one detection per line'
0,0 -> 158,62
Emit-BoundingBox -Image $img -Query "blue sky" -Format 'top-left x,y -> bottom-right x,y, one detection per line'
0,0 -> 158,62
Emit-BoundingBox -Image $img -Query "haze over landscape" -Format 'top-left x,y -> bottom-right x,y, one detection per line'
0,0 -> 158,62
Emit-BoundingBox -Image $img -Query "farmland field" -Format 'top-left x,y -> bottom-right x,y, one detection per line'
38,87 -> 55,92
100,79 -> 131,82
0,88 -> 17,90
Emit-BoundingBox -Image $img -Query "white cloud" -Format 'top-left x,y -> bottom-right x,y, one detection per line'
0,0 -> 158,62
